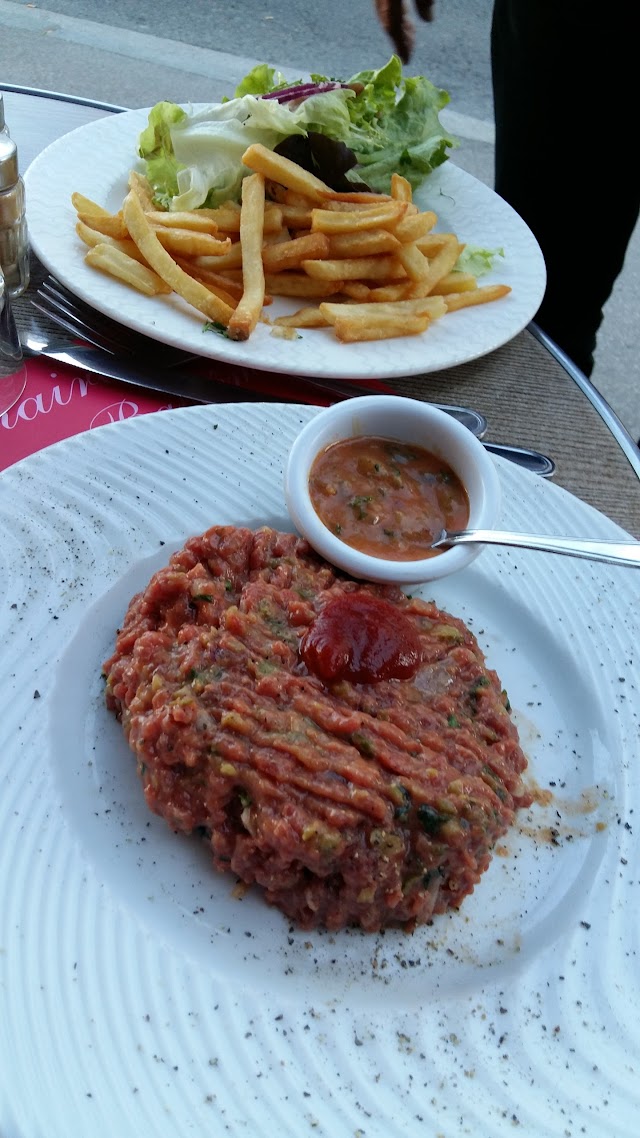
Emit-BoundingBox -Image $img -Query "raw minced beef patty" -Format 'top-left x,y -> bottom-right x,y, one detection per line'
103,525 -> 532,932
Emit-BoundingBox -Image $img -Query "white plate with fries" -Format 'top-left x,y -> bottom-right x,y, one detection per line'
24,107 -> 546,379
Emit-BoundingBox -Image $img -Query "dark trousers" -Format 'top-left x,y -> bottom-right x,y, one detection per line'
491,1 -> 640,377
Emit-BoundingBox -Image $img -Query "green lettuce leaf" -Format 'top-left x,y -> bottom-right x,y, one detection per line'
138,90 -> 353,209
455,245 -> 505,277
137,55 -> 457,208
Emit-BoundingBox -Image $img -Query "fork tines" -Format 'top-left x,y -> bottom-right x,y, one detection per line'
32,276 -> 194,364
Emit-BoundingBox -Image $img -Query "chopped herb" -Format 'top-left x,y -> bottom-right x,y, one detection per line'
417,803 -> 450,834
192,593 -> 214,602
224,580 -> 233,592
502,688 -> 512,711
351,732 -> 376,758
203,321 -> 229,337
447,714 -> 460,728
333,523 -> 343,535
390,783 -> 412,820
348,494 -> 373,521
468,674 -> 491,710
422,866 -> 445,887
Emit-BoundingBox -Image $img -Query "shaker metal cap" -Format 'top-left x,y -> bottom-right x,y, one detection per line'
0,132 -> 19,191
0,94 -> 5,132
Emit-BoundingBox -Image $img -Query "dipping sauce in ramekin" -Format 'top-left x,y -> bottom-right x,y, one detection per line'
308,434 -> 470,561
285,395 -> 501,585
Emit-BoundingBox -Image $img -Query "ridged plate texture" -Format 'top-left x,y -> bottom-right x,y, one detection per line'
0,403 -> 638,1138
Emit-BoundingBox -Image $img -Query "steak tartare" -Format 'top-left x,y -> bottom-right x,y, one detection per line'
103,525 -> 531,932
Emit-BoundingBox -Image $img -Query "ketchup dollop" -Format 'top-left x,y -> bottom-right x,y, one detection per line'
301,593 -> 421,684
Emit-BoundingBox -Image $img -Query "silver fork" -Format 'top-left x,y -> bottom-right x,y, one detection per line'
29,276 -> 197,366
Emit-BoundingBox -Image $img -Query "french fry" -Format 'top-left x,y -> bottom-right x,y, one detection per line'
152,227 -> 232,257
310,201 -> 407,233
146,210 -> 221,234
199,201 -> 283,235
273,306 -> 330,328
340,281 -> 372,300
444,283 -> 512,311
390,173 -> 413,202
333,313 -> 431,342
75,219 -> 147,263
393,210 -> 437,243
264,273 -> 344,298
192,243 -> 244,270
327,229 -> 401,258
302,255 -> 404,282
262,231 -> 330,273
174,257 -> 245,300
419,237 -> 465,295
227,172 -> 266,341
71,192 -> 112,218
241,143 -> 335,204
122,190 -> 234,324
128,171 -> 156,210
322,189 -> 393,204
396,241 -> 432,283
84,243 -> 172,296
320,298 -> 446,322
320,302 -> 432,342
416,232 -> 459,255
430,271 -> 478,295
367,281 -> 414,302
277,203 -> 314,229
76,210 -> 129,240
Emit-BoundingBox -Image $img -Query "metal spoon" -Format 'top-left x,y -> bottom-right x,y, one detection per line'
481,443 -> 555,477
431,528 -> 640,567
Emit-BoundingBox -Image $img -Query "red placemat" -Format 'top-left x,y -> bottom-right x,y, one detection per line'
0,357 -> 196,473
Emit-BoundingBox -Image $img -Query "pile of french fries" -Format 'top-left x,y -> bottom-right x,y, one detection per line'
72,142 -> 511,344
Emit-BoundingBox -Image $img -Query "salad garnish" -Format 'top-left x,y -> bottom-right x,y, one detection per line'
138,55 -> 458,211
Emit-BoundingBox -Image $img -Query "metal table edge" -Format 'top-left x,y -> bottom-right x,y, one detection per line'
0,83 -> 126,114
528,322 -> 640,481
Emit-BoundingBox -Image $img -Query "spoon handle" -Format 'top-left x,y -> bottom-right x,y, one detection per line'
445,529 -> 640,567
482,442 -> 556,477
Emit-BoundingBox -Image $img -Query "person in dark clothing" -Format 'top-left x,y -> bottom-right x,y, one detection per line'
373,0 -> 640,379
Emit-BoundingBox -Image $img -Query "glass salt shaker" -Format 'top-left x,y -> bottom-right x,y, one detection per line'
0,102 -> 30,299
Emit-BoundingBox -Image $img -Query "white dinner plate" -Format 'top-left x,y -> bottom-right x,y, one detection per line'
24,107 -> 546,380
1,403 -> 637,1138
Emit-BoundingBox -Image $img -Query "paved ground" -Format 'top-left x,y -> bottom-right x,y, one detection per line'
1,0 -> 638,439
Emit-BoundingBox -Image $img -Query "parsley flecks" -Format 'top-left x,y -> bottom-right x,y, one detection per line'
417,804 -> 450,834
348,494 -> 373,520
203,321 -> 230,338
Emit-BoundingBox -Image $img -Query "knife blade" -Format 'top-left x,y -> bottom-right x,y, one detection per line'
22,340 -> 488,432
23,343 -> 282,404
24,340 -> 553,474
